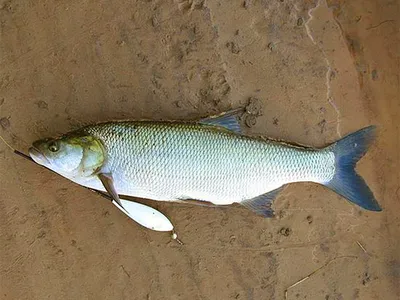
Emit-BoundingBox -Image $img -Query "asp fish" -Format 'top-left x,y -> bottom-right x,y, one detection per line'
29,111 -> 381,217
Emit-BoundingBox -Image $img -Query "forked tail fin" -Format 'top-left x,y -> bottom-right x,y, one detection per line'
325,126 -> 381,211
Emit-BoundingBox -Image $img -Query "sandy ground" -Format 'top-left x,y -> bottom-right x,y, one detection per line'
0,0 -> 399,299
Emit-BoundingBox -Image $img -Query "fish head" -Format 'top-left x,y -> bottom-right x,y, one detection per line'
29,134 -> 105,178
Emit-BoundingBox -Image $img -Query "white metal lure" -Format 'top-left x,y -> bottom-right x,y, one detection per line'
115,198 -> 174,232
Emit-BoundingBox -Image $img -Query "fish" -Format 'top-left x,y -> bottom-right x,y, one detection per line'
28,110 -> 381,217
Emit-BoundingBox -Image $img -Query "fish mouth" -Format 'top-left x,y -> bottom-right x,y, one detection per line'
29,146 -> 50,166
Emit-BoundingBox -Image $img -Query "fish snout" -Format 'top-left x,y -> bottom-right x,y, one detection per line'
29,146 -> 49,166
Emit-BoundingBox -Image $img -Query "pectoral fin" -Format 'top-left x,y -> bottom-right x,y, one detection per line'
240,186 -> 284,218
98,173 -> 128,213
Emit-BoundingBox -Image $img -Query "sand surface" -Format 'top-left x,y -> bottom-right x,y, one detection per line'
0,0 -> 399,299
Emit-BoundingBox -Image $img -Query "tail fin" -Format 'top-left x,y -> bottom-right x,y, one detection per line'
326,126 -> 381,211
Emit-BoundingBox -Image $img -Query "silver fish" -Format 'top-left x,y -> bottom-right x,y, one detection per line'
29,111 -> 381,217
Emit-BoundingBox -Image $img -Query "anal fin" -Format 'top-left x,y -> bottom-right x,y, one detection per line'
240,186 -> 284,218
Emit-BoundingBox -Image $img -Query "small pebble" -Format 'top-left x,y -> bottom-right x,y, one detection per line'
297,18 -> 303,26
175,100 -> 183,108
267,42 -> 275,51
0,117 -> 10,130
151,16 -> 159,28
226,41 -> 240,54
306,215 -> 313,224
246,97 -> 262,115
245,114 -> 257,128
35,100 -> 48,110
192,0 -> 205,9
279,227 -> 291,237
371,69 -> 378,81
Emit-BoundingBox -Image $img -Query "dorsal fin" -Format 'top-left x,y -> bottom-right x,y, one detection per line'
199,109 -> 243,133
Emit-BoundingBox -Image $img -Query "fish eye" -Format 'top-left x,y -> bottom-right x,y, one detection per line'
48,141 -> 59,152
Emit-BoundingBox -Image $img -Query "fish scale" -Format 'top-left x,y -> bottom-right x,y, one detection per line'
84,121 -> 335,205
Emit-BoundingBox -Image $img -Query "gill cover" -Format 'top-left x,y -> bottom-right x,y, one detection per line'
74,135 -> 106,176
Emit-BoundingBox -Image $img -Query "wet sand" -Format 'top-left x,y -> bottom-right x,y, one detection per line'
0,0 -> 399,299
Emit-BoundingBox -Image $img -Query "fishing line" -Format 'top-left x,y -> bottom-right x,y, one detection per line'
0,133 -> 112,198
0,134 -> 16,152
0,135 -> 32,162
1,138 -> 183,244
